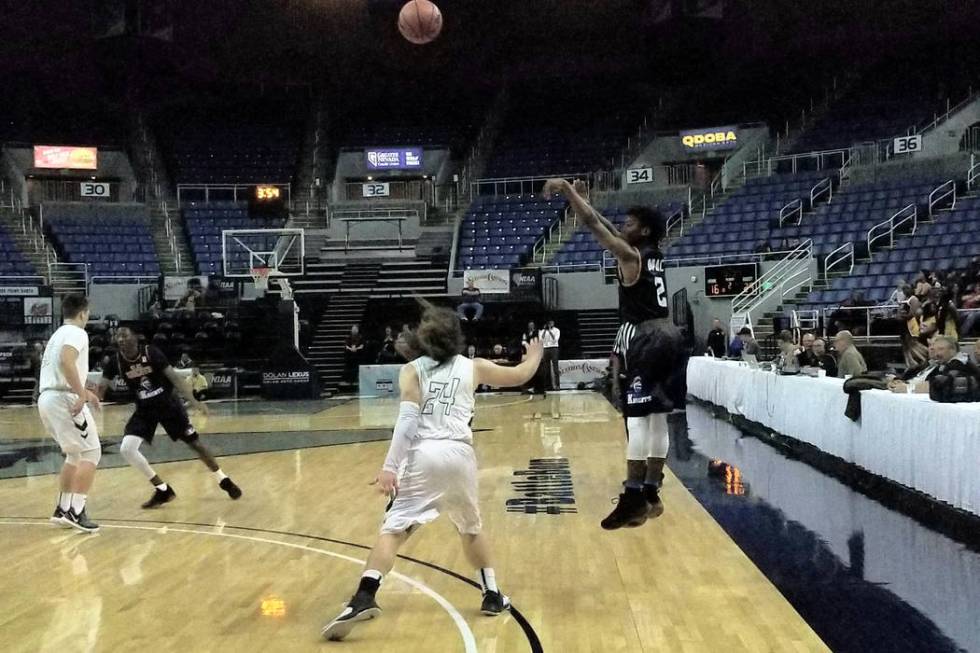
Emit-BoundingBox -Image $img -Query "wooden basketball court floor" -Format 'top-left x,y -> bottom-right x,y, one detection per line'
0,393 -> 828,652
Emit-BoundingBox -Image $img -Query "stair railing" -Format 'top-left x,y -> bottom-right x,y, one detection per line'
969,160 -> 980,192
867,203 -> 916,258
824,242 -> 854,282
778,198 -> 803,227
730,239 -> 813,335
927,179 -> 956,217
810,177 -> 833,207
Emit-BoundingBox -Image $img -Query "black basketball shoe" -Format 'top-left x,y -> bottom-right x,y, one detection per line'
600,490 -> 650,530
219,477 -> 242,500
644,484 -> 665,519
63,508 -> 100,533
321,591 -> 382,641
50,506 -> 69,527
142,486 -> 177,509
480,591 -> 511,616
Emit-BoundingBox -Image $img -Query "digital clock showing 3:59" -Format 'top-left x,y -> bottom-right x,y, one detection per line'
255,185 -> 281,200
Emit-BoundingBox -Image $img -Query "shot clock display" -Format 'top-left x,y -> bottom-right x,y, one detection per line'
255,185 -> 281,200
704,262 -> 758,297
250,185 -> 286,218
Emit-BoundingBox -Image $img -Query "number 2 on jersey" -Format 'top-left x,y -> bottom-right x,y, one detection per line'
422,378 -> 460,416
655,277 -> 667,308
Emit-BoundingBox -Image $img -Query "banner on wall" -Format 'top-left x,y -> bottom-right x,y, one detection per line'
33,146 -> 98,170
359,364 -> 403,398
509,268 -> 541,294
0,287 -> 40,296
261,346 -> 319,399
365,148 -> 422,170
462,269 -> 510,294
558,358 -> 608,390
679,126 -> 739,152
23,297 -> 52,325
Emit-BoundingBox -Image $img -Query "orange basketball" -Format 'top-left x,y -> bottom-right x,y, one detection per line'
398,0 -> 443,45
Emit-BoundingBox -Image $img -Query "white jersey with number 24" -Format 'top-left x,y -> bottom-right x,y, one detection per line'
410,355 -> 475,444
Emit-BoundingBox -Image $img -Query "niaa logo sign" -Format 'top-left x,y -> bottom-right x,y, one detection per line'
680,126 -> 739,151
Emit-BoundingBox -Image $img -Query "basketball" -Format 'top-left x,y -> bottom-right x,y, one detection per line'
398,0 -> 443,45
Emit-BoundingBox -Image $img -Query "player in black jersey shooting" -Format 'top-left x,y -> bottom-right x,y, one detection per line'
542,178 -> 687,530
98,327 -> 242,508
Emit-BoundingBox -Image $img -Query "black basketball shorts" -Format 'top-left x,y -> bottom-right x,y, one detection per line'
124,396 -> 198,444
615,319 -> 689,417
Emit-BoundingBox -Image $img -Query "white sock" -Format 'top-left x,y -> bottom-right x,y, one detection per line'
58,492 -> 72,511
155,483 -> 168,491
70,493 -> 87,513
479,568 -> 498,594
213,470 -> 228,482
362,569 -> 383,582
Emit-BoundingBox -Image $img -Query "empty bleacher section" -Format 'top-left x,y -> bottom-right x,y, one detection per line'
482,83 -> 649,179
553,203 -> 686,267
183,202 -> 287,275
456,195 -> 566,270
157,99 -> 303,184
800,193 -> 978,311
43,204 -> 160,279
0,223 -> 36,278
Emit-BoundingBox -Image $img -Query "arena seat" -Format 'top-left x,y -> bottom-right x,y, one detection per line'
0,225 -> 36,277
456,195 -> 566,270
43,204 -> 160,280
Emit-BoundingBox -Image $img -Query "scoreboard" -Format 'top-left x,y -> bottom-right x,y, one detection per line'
704,263 -> 758,298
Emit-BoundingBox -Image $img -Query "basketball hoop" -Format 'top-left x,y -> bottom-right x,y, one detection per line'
250,266 -> 271,291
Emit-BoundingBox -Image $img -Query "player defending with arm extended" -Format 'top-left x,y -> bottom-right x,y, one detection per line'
542,178 -> 687,530
98,327 -> 241,509
322,302 -> 544,641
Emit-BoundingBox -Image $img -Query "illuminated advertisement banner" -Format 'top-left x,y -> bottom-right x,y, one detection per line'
365,148 -> 422,170
679,126 -> 739,152
33,145 -> 98,170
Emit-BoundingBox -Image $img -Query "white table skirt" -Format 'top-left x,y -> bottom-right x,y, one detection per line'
687,357 -> 980,516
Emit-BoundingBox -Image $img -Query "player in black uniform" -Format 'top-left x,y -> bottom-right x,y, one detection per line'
542,178 -> 687,530
99,327 -> 242,508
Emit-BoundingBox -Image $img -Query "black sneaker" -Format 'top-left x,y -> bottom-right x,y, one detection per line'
50,506 -> 69,527
63,508 -> 100,533
142,486 -> 176,509
644,484 -> 665,519
600,491 -> 650,530
219,477 -> 242,500
480,590 -> 511,616
321,591 -> 382,641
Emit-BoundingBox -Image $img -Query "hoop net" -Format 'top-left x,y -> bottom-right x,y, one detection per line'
250,266 -> 271,291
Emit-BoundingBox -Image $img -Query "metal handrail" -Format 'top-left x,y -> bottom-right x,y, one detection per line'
823,242 -> 854,281
766,148 -> 850,175
664,208 -> 684,238
731,239 -> 812,318
927,179 -> 956,217
532,208 -> 568,264
90,275 -> 160,285
663,248 -> 799,268
810,177 -> 833,207
471,173 -> 592,199
918,89 -> 978,134
867,203 -> 916,256
0,274 -> 47,286
969,160 -> 980,192
779,198 -> 803,227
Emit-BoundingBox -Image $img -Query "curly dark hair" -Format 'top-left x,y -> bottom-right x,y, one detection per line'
626,205 -> 666,245
414,298 -> 464,364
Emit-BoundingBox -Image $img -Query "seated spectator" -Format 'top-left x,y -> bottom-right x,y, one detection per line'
833,330 -> 867,378
888,280 -> 909,305
488,343 -> 510,363
177,352 -> 194,369
811,338 -> 838,377
190,367 -> 209,401
176,279 -> 203,311
888,335 -> 977,394
914,274 -> 932,300
706,319 -> 726,358
774,330 -> 801,374
466,343 -> 478,359
958,285 -> 980,336
457,279 -> 484,322
737,327 -> 760,357
377,326 -> 401,364
969,339 -> 980,367
796,332 -> 817,367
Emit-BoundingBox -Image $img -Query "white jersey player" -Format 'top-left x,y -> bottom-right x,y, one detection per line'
322,303 -> 544,641
36,294 -> 102,533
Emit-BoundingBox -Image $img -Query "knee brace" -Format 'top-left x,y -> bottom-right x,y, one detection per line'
119,435 -> 143,462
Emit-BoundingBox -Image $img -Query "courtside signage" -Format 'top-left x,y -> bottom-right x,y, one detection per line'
34,145 -> 98,170
365,148 -> 423,170
680,126 -> 739,151
463,269 -> 509,294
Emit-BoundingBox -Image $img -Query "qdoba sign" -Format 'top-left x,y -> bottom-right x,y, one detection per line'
679,126 -> 739,151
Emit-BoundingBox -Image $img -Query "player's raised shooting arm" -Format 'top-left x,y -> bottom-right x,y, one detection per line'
474,339 -> 544,388
541,178 -> 637,263
381,364 -> 422,473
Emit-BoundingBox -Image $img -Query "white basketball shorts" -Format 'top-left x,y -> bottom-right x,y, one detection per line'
381,439 -> 482,536
37,391 -> 101,456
